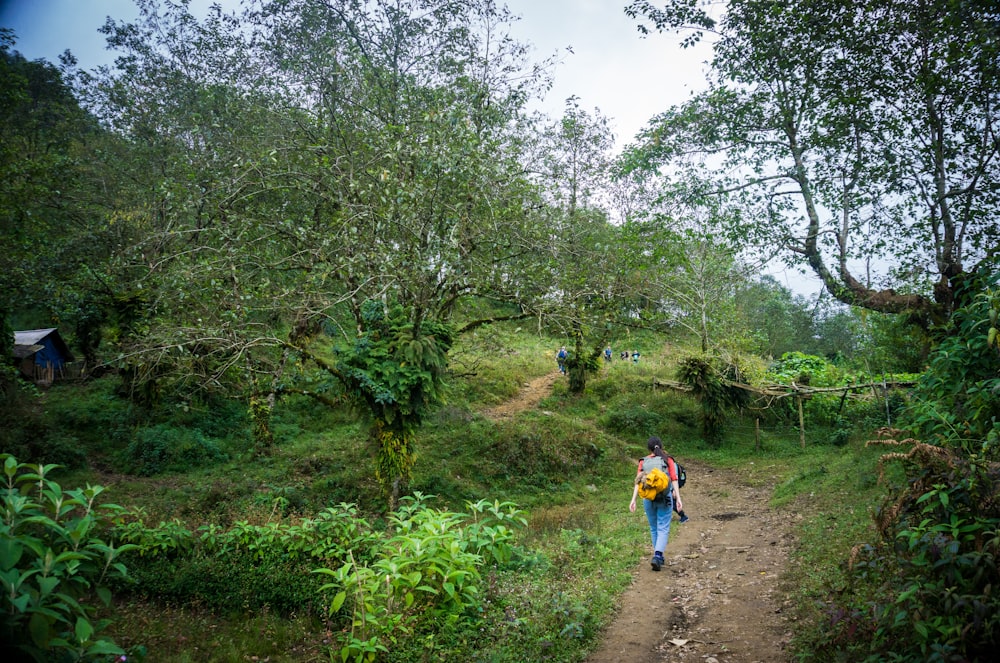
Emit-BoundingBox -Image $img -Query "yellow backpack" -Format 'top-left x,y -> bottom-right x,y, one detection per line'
636,456 -> 671,500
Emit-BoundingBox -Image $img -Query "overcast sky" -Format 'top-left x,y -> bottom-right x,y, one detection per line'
0,0 -> 713,146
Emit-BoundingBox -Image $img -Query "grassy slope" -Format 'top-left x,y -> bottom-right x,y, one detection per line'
38,327 -> 892,661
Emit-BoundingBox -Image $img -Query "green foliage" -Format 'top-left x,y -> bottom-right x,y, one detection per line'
627,0 -> 1000,325
119,424 -> 228,477
330,301 -> 455,500
906,281 -> 1000,455
858,311 -> 931,373
113,502 -> 378,618
337,301 -> 454,437
798,275 -> 1000,661
487,414 -> 605,489
764,352 -> 915,430
315,494 -> 526,662
601,405 -> 666,438
675,353 -> 751,446
809,445 -> 1000,662
767,352 -> 838,386
0,455 -> 133,662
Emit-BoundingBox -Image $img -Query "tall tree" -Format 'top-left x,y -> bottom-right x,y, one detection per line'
89,0 -> 551,500
626,0 -> 1000,327
529,99 -> 630,392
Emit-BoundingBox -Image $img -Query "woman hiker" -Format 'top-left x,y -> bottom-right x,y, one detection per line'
629,436 -> 684,571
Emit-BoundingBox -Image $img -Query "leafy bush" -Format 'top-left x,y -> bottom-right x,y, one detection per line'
119,424 -> 228,476
906,283 -> 1000,455
113,503 -> 377,618
813,444 -> 1000,661
675,354 -> 754,446
487,415 -> 604,487
767,351 -> 840,386
316,494 -> 527,663
805,280 -> 1000,661
0,455 -> 134,662
601,405 -> 664,437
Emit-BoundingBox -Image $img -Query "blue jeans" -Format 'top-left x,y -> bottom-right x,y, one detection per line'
642,494 -> 673,554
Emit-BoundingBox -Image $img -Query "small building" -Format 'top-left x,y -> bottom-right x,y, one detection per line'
13,328 -> 75,385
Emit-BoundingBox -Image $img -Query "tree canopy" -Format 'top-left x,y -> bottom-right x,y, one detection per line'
626,0 -> 1000,327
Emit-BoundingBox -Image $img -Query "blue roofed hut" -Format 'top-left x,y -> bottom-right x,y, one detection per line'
12,328 -> 75,385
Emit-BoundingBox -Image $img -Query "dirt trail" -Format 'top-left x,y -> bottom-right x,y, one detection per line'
585,459 -> 796,663
485,370 -> 797,663
482,371 -> 562,420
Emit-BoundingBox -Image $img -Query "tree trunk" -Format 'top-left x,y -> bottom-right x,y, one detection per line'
374,421 -> 414,511
249,394 -> 275,456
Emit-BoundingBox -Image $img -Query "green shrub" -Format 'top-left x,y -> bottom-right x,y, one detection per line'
487,415 -> 604,488
812,445 -> 1000,661
600,405 -> 664,437
0,426 -> 89,470
316,494 -> 526,663
802,282 -> 1000,662
119,424 -> 228,476
113,503 -> 378,618
0,455 -> 134,662
39,380 -> 136,455
125,549 -> 328,617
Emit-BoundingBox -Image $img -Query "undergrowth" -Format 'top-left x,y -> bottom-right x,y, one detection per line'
3,327 -> 902,662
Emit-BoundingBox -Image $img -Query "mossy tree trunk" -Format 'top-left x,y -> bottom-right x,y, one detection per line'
373,420 -> 415,511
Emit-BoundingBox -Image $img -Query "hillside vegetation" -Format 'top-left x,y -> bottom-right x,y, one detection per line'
6,311 -> 998,662
3,1 -> 1000,661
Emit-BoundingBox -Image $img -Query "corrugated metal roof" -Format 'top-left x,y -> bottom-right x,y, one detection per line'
14,328 -> 58,346
13,344 -> 44,359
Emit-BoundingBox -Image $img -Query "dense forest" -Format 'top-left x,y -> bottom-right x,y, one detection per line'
2,1 -> 999,661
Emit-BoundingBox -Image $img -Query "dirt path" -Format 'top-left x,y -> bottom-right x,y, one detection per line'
483,370 -> 797,663
585,458 -> 796,663
482,370 -> 562,420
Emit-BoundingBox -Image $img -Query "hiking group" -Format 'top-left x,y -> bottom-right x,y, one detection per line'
555,345 -> 641,374
630,436 -> 689,571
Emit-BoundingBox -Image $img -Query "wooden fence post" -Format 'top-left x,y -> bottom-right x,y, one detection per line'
797,397 -> 806,448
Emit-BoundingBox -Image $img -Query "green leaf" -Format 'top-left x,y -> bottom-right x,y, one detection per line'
37,575 -> 59,597
74,616 -> 94,644
0,537 -> 24,572
96,586 -> 112,607
28,611 -> 51,648
4,455 -> 17,478
85,639 -> 125,656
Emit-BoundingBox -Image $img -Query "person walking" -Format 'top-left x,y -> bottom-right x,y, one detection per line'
629,436 -> 683,571
556,346 -> 568,374
604,345 -> 613,363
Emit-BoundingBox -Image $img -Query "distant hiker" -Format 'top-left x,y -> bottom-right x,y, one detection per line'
629,436 -> 683,571
631,349 -> 641,363
556,346 -> 568,374
604,346 -> 613,363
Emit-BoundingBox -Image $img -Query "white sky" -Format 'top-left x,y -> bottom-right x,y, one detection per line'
0,0 -> 713,146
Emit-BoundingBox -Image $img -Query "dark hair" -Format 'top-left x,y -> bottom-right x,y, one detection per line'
647,436 -> 668,462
